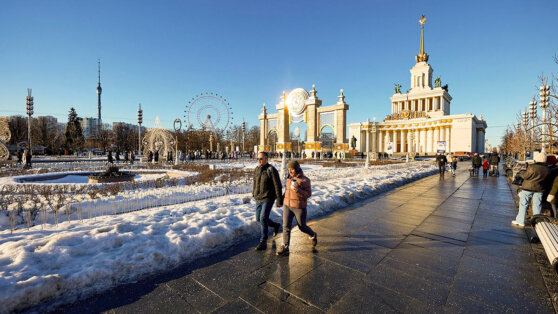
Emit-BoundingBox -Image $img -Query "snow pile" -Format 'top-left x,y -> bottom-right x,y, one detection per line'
0,162 -> 436,313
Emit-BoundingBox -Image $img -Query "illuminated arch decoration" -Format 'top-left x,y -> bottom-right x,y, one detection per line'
258,85 -> 349,157
141,117 -> 175,160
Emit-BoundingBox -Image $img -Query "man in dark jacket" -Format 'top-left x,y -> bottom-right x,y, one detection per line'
435,153 -> 448,178
253,151 -> 282,250
472,153 -> 482,176
513,151 -> 549,227
489,152 -> 500,176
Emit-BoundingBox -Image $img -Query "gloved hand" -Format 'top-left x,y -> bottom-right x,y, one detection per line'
547,194 -> 555,203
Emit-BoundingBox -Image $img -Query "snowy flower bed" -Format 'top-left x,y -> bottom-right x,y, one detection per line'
0,162 -> 436,313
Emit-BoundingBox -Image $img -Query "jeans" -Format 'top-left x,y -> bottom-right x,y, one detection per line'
282,205 -> 315,247
255,200 -> 280,242
515,190 -> 543,225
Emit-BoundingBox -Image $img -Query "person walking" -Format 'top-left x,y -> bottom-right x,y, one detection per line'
472,153 -> 482,177
253,151 -> 282,251
276,160 -> 317,256
482,159 -> 489,177
435,153 -> 448,179
489,152 -> 500,176
513,151 -> 549,228
450,155 -> 458,177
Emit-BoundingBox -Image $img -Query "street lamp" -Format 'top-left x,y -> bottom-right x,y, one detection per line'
540,84 -> 551,152
26,89 -> 34,159
529,98 -> 537,146
173,118 -> 182,165
137,104 -> 143,155
522,111 -> 529,160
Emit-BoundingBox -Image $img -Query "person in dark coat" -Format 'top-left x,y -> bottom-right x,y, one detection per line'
472,153 -> 482,176
276,160 -> 316,256
513,151 -> 549,227
252,151 -> 282,251
435,153 -> 448,178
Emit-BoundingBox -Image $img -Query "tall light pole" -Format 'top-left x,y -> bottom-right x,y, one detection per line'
540,84 -> 551,152
242,120 -> 246,153
137,104 -> 143,155
26,89 -> 34,157
522,111 -> 529,160
529,98 -> 537,148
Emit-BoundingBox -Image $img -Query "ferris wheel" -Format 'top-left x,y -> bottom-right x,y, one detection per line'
184,92 -> 233,134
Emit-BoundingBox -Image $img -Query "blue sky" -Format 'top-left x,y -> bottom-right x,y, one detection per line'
1,0 -> 557,147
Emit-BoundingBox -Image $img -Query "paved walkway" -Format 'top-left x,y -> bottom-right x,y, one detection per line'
56,168 -> 556,313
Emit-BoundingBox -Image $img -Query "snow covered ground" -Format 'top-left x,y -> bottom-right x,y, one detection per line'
0,161 -> 436,313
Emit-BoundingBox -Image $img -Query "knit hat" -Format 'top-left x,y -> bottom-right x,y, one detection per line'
547,155 -> 557,165
287,160 -> 301,172
534,151 -> 547,163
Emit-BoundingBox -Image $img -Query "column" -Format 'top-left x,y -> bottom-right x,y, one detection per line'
400,130 -> 406,153
446,126 -> 451,153
415,129 -> 421,153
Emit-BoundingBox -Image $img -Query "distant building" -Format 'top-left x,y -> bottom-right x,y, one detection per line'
82,117 -> 99,138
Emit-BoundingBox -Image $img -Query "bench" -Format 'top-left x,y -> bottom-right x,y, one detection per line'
531,215 -> 558,273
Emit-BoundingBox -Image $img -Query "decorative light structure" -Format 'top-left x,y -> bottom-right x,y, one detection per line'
137,104 -> 143,155
26,89 -> 34,156
529,98 -> 537,144
540,84 -> 551,151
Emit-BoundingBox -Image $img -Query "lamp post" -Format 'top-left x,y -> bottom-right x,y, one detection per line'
242,120 -> 246,154
540,84 -> 551,152
137,104 -> 143,155
26,89 -> 34,159
173,118 -> 182,165
529,98 -> 537,148
522,111 -> 529,160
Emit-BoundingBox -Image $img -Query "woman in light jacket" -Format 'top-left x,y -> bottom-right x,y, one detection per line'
276,160 -> 317,256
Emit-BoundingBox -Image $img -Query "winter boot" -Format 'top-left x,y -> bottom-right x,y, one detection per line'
311,233 -> 318,247
255,241 -> 267,251
276,245 -> 289,256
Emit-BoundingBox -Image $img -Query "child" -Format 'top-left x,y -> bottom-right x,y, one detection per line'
482,159 -> 489,177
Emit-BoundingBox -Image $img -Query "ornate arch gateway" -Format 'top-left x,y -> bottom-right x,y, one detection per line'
258,85 -> 349,156
142,117 -> 175,160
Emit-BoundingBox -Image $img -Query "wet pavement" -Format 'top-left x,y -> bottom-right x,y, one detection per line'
55,168 -> 556,313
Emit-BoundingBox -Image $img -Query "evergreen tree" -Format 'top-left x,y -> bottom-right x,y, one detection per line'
64,107 -> 84,154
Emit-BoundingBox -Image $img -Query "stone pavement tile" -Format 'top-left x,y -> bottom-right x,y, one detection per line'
451,269 -> 554,313
422,215 -> 474,230
444,292 -> 502,314
328,281 -> 410,314
239,283 -> 321,314
383,243 -> 462,278
211,298 -> 261,314
253,251 -> 324,289
165,276 -> 226,313
374,212 -> 426,227
414,222 -> 469,242
457,254 -> 548,292
284,260 -> 363,311
227,246 -> 278,273
112,284 -> 195,314
363,262 -> 451,307
312,238 -> 391,273
463,247 -> 539,273
190,261 -> 264,301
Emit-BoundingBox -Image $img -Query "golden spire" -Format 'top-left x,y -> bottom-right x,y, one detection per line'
415,15 -> 429,63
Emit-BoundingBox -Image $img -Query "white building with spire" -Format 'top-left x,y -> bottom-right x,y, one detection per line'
348,16 -> 486,156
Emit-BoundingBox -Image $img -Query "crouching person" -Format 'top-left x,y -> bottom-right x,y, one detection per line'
276,160 -> 317,256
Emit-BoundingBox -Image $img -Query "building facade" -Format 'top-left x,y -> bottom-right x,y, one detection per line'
348,16 -> 486,156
